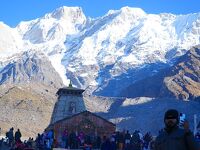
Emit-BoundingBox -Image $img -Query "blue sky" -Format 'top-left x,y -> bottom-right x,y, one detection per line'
1,0 -> 200,27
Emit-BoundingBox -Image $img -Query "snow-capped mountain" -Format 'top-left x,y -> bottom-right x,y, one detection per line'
0,6 -> 200,97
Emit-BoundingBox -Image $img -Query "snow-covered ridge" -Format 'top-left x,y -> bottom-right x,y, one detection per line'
50,6 -> 86,21
0,22 -> 24,58
0,6 -> 200,95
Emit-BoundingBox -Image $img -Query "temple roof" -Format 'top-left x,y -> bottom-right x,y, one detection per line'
51,110 -> 116,126
56,81 -> 85,95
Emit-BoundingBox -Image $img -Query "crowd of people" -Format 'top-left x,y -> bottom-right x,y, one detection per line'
0,128 -> 155,150
55,129 -> 154,150
0,109 -> 200,150
0,127 -> 35,150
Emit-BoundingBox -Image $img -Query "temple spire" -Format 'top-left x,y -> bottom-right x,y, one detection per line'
69,80 -> 73,88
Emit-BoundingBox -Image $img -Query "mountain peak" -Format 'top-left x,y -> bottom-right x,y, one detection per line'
50,6 -> 85,20
120,6 -> 146,16
0,21 -> 10,28
106,6 -> 146,18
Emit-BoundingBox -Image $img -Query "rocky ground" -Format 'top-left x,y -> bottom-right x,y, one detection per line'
0,83 -> 58,138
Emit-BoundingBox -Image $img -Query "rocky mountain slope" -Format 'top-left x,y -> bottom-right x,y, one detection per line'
0,84 -> 57,137
100,97 -> 200,134
120,45 -> 200,100
79,95 -> 200,135
0,51 -> 63,86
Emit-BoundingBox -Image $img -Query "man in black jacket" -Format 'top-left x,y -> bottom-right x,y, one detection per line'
15,129 -> 22,142
154,109 -> 199,150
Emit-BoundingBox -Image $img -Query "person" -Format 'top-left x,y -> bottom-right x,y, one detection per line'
110,135 -> 117,150
154,109 -> 199,150
143,132 -> 153,150
62,129 -> 69,148
125,130 -> 131,145
35,133 -> 42,149
101,136 -> 111,150
15,129 -> 22,142
6,127 -> 14,148
131,131 -> 141,150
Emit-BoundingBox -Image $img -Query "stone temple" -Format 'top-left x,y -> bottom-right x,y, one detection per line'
50,81 -> 86,124
47,81 -> 116,143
